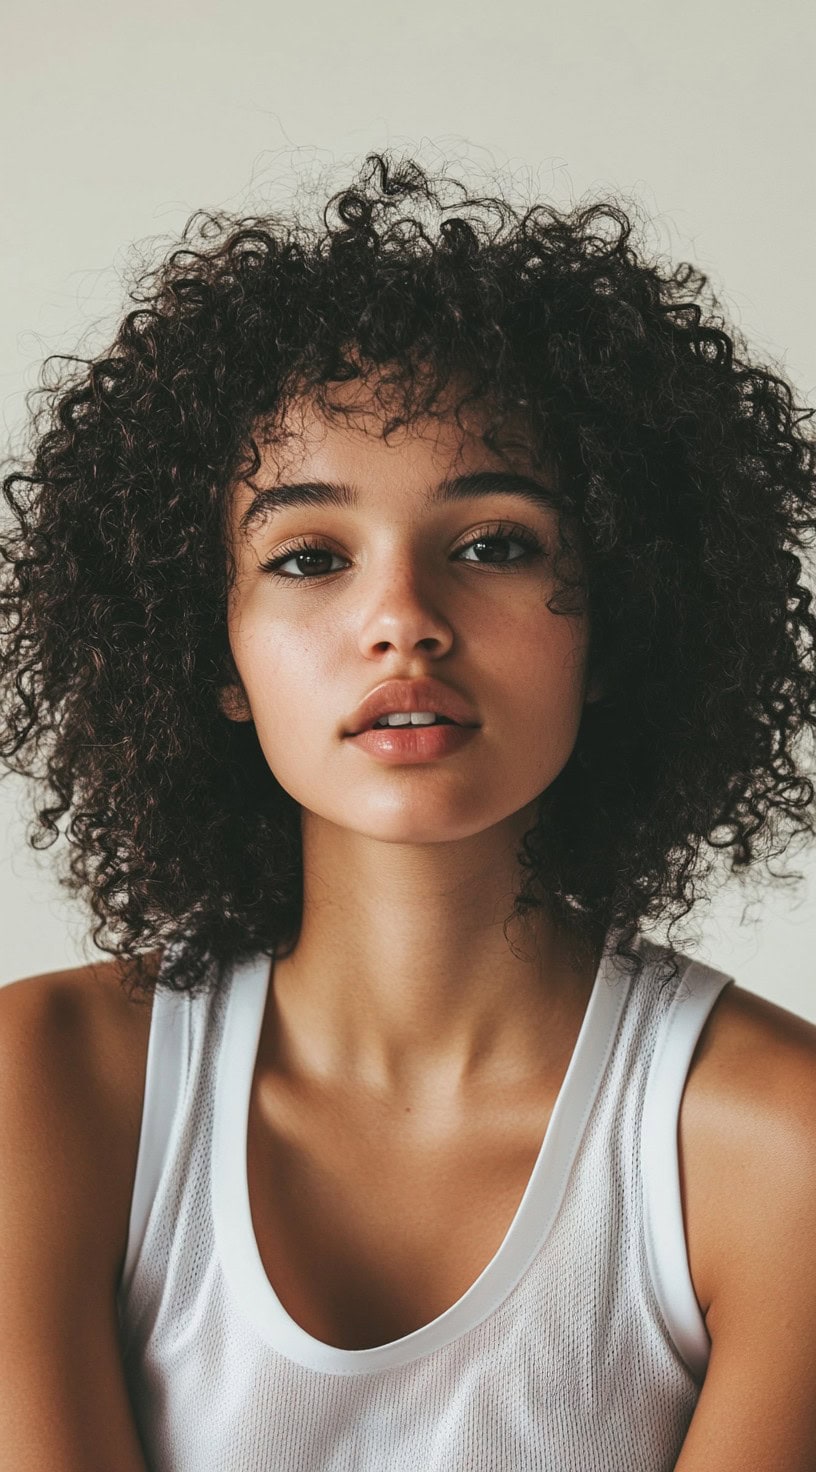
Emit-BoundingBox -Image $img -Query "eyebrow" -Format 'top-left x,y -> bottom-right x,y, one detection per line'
238,470 -> 558,538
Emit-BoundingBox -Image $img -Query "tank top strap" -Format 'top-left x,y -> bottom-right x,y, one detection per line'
640,956 -> 735,1381
118,957 -> 195,1302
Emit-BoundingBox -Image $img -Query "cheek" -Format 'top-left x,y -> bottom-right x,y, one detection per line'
234,608 -> 307,687
236,619 -> 336,748
505,620 -> 590,759
495,608 -> 589,696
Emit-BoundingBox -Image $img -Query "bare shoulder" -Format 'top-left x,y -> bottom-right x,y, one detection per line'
0,951 -> 161,1287
0,959 -> 161,1471
0,950 -> 160,1112
680,977 -> 816,1324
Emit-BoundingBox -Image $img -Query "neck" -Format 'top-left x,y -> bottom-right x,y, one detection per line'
260,809 -> 603,1105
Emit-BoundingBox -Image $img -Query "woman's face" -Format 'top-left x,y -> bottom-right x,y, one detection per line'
221,379 -> 599,847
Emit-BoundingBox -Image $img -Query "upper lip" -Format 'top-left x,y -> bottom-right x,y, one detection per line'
343,679 -> 480,735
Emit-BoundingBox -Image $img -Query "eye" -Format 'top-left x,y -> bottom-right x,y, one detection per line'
455,525 -> 544,571
259,541 -> 345,580
258,523 -> 546,581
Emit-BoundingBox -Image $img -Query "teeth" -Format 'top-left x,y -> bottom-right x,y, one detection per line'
373,711 -> 445,728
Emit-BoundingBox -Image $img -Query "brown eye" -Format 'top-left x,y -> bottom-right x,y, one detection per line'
455,527 -> 544,570
259,541 -> 343,579
258,524 -> 545,581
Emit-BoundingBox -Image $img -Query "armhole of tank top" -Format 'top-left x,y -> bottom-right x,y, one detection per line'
640,958 -> 735,1384
118,983 -> 192,1305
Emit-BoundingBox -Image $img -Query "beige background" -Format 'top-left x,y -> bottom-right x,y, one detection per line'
2,0 -> 815,1018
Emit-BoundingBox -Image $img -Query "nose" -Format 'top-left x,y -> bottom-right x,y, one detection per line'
354,556 -> 455,659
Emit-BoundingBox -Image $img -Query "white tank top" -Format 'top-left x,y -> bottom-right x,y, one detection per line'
116,932 -> 733,1471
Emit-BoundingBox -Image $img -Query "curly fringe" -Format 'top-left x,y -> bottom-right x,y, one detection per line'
2,150 -> 815,999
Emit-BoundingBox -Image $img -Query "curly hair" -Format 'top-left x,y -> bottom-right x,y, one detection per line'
2,150 -> 815,1000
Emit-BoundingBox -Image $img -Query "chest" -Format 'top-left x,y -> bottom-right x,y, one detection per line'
245,1053 -> 724,1357
246,1076 -> 557,1351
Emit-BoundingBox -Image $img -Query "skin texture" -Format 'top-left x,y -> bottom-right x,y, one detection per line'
219,373 -> 604,1106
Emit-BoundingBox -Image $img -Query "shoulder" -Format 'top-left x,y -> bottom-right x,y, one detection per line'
680,977 -> 816,1326
673,985 -> 816,1464
0,952 -> 160,1107
0,952 -> 161,1287
1,948 -> 160,1035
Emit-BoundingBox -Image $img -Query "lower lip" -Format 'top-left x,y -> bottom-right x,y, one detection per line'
344,723 -> 479,763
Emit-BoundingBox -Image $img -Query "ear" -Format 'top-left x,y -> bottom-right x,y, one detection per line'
217,683 -> 253,722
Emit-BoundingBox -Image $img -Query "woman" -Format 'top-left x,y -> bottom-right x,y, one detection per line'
1,151 -> 815,1470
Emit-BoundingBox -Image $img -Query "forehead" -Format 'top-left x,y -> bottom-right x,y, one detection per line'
231,380 -> 549,530
230,399 -> 561,551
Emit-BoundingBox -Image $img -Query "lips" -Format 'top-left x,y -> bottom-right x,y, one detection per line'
346,721 -> 479,763
344,678 -> 480,737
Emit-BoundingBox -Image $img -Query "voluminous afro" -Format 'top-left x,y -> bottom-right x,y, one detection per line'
2,151 -> 816,999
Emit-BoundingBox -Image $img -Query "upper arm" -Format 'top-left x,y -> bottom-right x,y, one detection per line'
675,993 -> 816,1471
0,973 -> 149,1472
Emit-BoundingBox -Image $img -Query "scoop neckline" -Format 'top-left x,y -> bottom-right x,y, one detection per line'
211,937 -> 633,1377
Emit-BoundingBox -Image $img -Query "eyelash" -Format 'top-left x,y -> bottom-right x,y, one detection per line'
258,523 -> 546,582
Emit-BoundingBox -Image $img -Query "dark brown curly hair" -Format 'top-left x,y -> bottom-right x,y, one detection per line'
2,150 -> 815,1000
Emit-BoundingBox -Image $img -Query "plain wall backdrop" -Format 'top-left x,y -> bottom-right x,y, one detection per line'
2,0 -> 815,1019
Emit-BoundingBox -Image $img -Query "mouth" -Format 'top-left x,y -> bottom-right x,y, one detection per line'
344,721 -> 479,764
343,680 -> 480,737
361,715 -> 459,733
